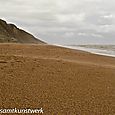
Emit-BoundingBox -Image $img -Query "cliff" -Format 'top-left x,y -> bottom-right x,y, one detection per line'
0,19 -> 45,44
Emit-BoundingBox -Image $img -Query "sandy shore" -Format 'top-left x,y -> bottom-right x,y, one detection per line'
0,43 -> 115,115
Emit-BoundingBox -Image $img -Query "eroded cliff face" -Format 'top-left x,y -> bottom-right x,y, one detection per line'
0,19 -> 45,44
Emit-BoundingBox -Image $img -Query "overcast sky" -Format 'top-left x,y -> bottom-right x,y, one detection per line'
0,0 -> 115,44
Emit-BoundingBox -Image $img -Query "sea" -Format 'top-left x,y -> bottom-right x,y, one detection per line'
54,44 -> 115,58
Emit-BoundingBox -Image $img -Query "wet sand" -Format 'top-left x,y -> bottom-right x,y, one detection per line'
0,43 -> 115,115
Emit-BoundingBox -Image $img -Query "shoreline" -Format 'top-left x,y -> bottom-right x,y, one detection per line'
53,44 -> 115,58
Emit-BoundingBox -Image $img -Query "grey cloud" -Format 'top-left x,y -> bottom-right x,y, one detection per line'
0,0 -> 115,44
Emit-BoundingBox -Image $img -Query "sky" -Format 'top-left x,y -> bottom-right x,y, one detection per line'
0,0 -> 115,45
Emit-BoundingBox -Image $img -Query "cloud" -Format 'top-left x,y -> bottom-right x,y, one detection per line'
56,13 -> 85,24
0,0 -> 115,44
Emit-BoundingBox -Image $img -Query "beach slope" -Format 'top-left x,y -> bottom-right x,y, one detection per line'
0,44 -> 115,115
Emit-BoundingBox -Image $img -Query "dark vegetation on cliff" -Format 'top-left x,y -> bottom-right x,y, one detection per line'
0,19 -> 45,44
